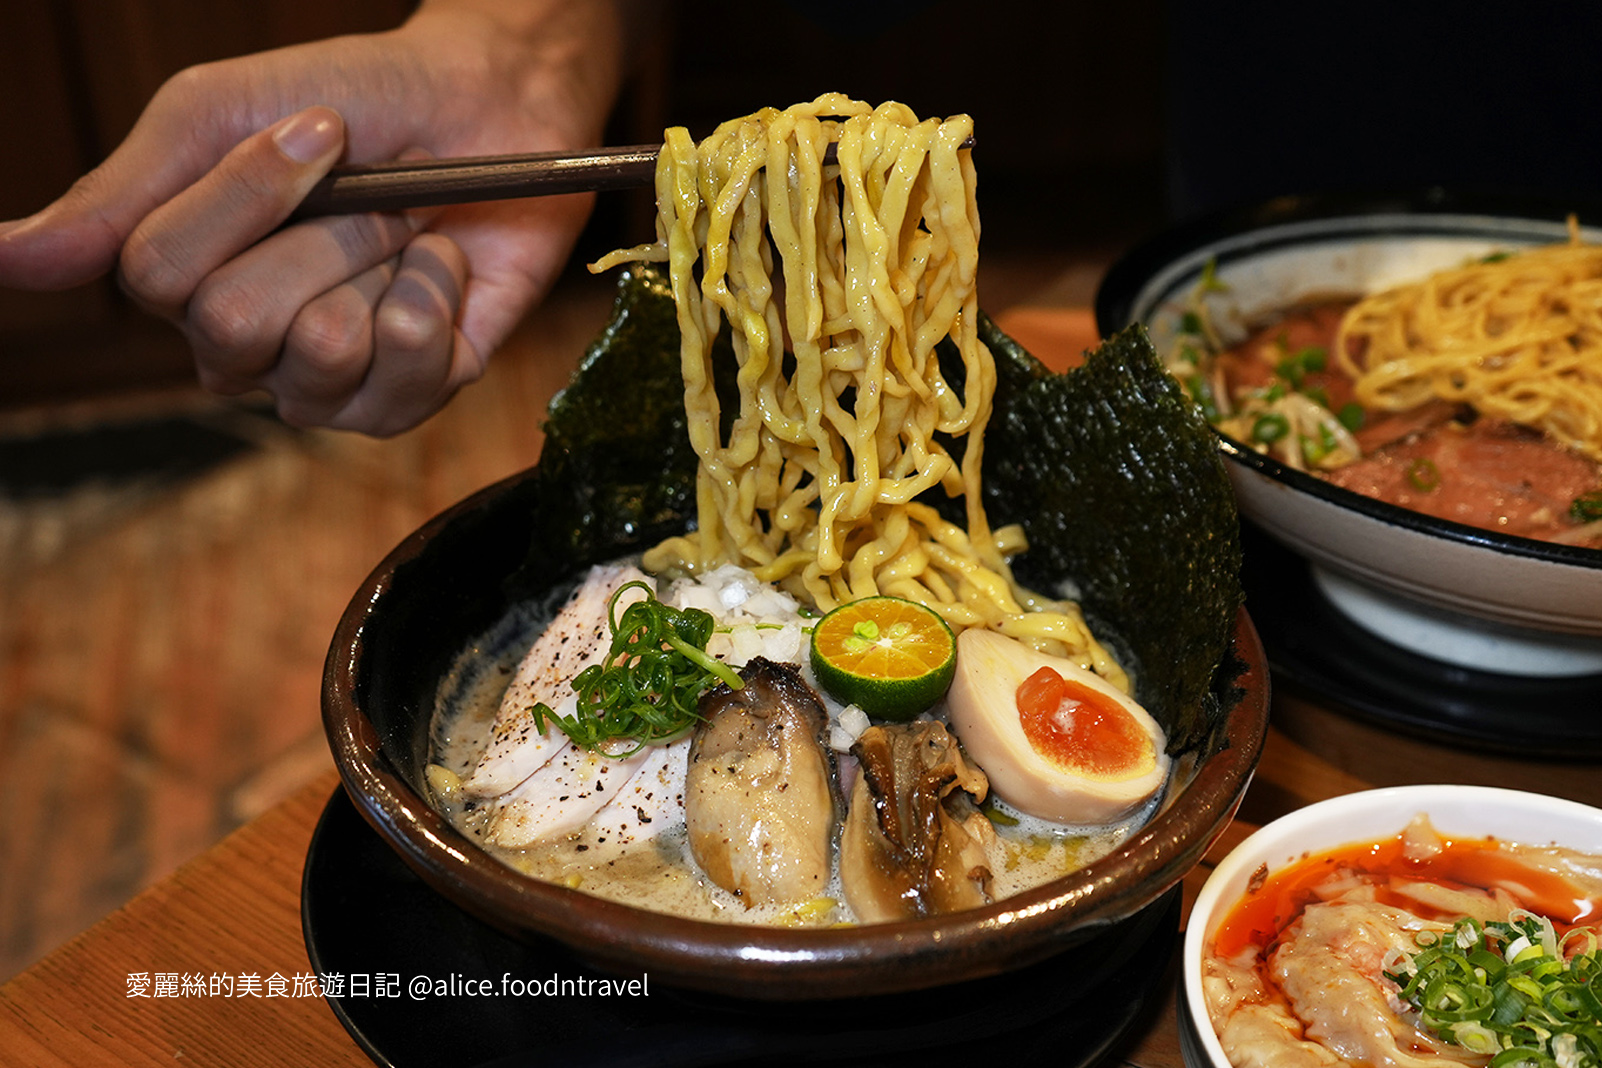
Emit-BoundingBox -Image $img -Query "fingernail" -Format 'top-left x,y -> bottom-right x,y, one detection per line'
274,108 -> 342,165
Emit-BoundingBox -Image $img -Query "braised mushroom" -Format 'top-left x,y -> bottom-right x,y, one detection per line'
839,721 -> 994,922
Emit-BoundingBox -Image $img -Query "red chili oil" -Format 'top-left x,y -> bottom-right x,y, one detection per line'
1212,829 -> 1602,960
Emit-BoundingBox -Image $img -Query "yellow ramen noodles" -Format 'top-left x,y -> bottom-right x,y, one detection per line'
1336,219 -> 1602,463
592,94 -> 1124,684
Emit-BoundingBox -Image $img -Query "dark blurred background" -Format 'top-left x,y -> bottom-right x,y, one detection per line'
9,0 -> 1597,409
0,0 -> 1169,407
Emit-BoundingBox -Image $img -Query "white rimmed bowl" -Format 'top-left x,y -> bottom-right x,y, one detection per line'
1096,192 -> 1602,676
1179,784 -> 1602,1068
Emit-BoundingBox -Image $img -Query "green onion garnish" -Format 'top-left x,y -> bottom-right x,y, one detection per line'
980,798 -> 1020,827
1296,346 -> 1328,373
1302,424 -> 1339,466
1385,913 -> 1602,1068
1407,457 -> 1442,491
1572,490 -> 1602,524
1184,374 -> 1221,422
529,581 -> 742,754
1251,412 -> 1290,445
1338,401 -> 1366,432
1198,257 -> 1228,294
1276,356 -> 1305,388
1276,346 -> 1328,388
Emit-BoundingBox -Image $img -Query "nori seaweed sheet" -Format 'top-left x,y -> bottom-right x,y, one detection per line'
973,318 -> 1244,753
521,263 -> 1243,753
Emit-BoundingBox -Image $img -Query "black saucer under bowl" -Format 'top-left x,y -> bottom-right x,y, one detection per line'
302,786 -> 1180,1068
1239,523 -> 1602,757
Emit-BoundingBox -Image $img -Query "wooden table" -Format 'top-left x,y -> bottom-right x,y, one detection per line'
4,302 -> 1599,1066
4,696 -> 1599,1068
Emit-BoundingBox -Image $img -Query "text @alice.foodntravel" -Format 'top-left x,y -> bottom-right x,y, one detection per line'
125,971 -> 650,1000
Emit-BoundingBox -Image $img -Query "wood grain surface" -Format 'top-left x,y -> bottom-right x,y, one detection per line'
0,276 -> 609,981
5,719 -> 1597,1068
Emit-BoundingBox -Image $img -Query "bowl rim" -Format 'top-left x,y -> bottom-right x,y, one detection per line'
321,463 -> 1272,998
1180,782 -> 1602,1068
1094,188 -> 1602,574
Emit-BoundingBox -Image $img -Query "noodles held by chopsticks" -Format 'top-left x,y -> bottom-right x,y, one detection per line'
1336,218 -> 1602,462
591,94 -> 1124,684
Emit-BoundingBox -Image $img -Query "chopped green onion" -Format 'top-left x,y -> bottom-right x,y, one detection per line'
1179,310 -> 1204,336
1184,374 -> 1222,422
1572,490 -> 1602,524
1301,424 -> 1340,466
1407,457 -> 1442,491
1276,346 -> 1328,388
1386,913 -> 1602,1068
1296,346 -> 1328,372
1198,256 -> 1229,294
1338,401 -> 1366,432
980,798 -> 1020,826
529,581 -> 742,754
1251,413 -> 1290,445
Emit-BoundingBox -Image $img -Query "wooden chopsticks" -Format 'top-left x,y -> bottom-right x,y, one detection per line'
292,144 -> 662,218
292,136 -> 973,218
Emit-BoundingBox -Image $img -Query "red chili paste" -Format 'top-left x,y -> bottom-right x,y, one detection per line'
1212,829 -> 1602,960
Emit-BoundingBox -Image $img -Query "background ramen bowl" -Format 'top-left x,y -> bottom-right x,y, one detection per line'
1179,784 -> 1602,1068
320,462 -> 1269,1001
1096,192 -> 1602,677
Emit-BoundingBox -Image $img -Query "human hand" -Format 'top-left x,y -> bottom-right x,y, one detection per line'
0,0 -> 625,435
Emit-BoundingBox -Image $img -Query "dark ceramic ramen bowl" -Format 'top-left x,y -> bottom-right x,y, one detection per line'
1097,191 -> 1602,677
321,265 -> 1266,1000
320,481 -> 1267,1002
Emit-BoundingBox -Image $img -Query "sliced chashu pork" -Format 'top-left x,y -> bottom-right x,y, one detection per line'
555,738 -> 690,851
486,738 -> 659,847
461,564 -> 650,799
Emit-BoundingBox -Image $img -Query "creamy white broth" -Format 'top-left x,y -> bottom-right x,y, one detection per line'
424,565 -> 1156,926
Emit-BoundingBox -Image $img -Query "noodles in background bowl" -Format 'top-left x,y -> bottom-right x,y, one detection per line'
1336,219 -> 1602,465
1165,220 -> 1602,550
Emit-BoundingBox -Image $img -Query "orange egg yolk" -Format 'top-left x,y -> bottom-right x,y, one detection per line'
1016,666 -> 1150,777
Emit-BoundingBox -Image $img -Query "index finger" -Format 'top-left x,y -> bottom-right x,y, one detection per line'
117,106 -> 347,320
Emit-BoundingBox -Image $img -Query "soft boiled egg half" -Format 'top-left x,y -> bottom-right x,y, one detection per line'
945,629 -> 1169,825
